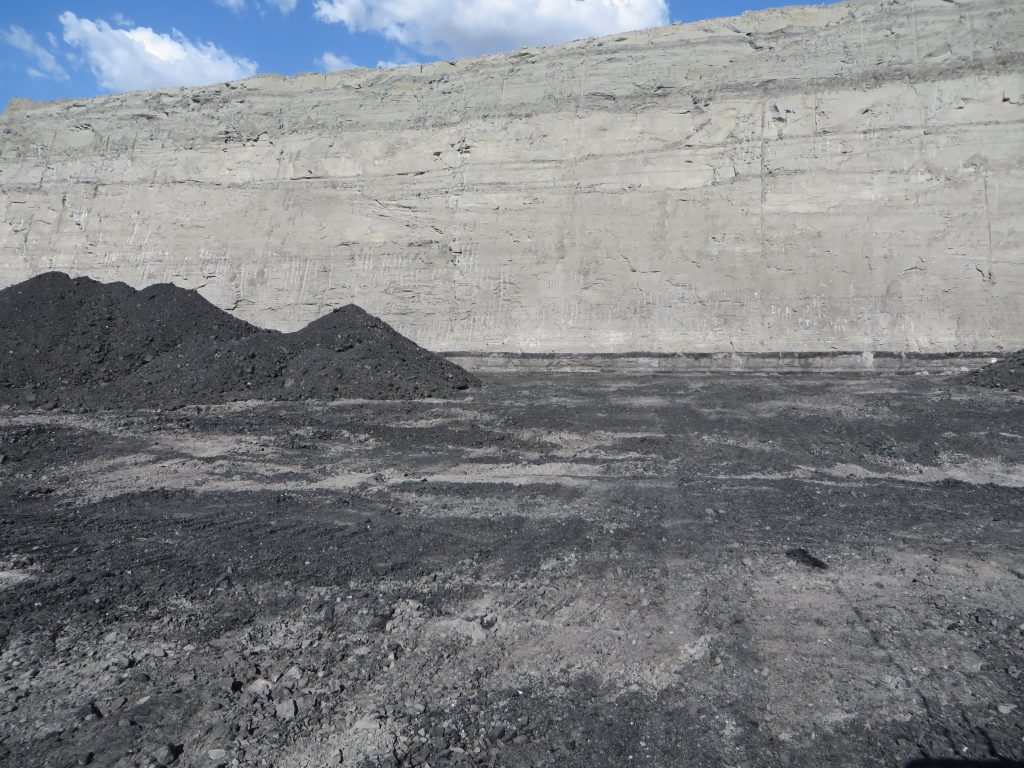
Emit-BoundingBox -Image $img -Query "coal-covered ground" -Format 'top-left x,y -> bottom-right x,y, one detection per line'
1,372 -> 1023,768
958,351 -> 1024,393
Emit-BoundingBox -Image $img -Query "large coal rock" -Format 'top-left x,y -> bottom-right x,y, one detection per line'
0,272 -> 477,409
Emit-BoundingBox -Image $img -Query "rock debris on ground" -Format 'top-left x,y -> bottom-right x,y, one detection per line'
958,351 -> 1024,393
0,372 -> 1022,767
785,547 -> 828,570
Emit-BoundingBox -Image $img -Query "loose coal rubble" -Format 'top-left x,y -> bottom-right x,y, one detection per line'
1,373 -> 1023,767
958,350 -> 1024,393
0,272 -> 477,409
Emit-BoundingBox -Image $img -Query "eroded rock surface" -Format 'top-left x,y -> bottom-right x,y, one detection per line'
1,0 -> 1023,353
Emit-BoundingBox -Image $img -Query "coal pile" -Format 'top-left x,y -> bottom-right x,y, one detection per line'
0,272 -> 477,409
957,350 -> 1024,393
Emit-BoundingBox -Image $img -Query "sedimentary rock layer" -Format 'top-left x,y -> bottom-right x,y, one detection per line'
1,0 -> 1022,353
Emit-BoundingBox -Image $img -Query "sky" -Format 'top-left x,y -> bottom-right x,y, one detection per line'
1,0 -> 835,109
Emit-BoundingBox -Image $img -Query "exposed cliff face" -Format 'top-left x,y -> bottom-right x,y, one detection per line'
1,0 -> 1022,353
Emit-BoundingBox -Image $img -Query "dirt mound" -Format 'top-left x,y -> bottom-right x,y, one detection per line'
957,351 -> 1024,393
278,304 -> 475,400
120,281 -> 262,351
0,272 -> 477,409
0,272 -> 136,393
0,273 -> 258,398
108,305 -> 477,406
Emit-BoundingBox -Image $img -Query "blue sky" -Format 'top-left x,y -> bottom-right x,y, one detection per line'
2,0 -> 833,108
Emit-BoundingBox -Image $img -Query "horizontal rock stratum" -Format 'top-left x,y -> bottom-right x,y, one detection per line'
1,0 -> 1023,354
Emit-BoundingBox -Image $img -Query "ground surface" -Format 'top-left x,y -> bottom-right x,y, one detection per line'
0,372 -> 1022,768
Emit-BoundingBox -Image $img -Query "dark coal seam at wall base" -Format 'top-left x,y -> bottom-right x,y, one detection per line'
443,350 -> 1005,374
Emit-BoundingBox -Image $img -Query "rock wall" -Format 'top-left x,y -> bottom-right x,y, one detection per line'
1,0 -> 1023,353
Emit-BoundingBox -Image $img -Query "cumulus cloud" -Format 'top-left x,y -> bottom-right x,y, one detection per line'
318,51 -> 357,70
313,0 -> 669,58
111,13 -> 135,28
60,12 -> 258,92
2,25 -> 70,82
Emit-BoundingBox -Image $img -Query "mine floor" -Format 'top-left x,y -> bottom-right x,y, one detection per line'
1,372 -> 1022,768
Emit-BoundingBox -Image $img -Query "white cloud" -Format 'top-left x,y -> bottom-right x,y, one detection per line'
318,51 -> 357,70
214,0 -> 299,13
60,12 -> 258,92
46,31 -> 58,48
313,0 -> 669,58
112,13 -> 136,28
376,51 -> 417,68
2,25 -> 70,82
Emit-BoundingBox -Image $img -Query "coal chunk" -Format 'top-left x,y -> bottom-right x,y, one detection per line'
785,547 -> 828,570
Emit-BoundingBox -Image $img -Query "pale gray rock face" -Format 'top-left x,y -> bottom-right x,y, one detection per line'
1,0 -> 1022,353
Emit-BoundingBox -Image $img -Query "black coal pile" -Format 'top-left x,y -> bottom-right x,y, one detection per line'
0,272 -> 477,409
957,351 -> 1024,393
